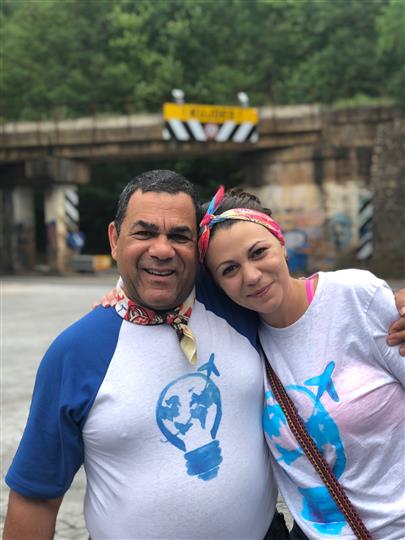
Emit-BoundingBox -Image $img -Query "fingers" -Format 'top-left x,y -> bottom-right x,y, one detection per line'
387,330 -> 405,344
393,289 -> 405,316
102,298 -> 117,307
387,323 -> 405,356
388,317 -> 405,334
91,289 -> 118,309
104,288 -> 118,307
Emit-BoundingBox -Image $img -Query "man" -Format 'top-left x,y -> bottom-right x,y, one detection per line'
4,170 -> 405,539
4,170 -> 284,539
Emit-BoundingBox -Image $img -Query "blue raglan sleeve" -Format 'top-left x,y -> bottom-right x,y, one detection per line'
195,268 -> 259,348
5,307 -> 122,498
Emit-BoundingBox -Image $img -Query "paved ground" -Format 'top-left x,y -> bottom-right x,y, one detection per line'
1,274 -> 404,538
1,274 -> 118,539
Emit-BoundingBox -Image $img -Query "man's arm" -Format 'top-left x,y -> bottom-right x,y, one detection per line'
389,289 -> 405,356
3,490 -> 63,540
92,284 -> 405,356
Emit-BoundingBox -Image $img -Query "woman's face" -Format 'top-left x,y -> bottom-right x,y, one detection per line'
205,221 -> 290,319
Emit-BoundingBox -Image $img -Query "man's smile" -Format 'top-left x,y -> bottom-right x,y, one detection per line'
144,268 -> 175,276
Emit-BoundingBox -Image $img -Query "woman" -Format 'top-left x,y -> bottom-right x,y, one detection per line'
198,187 -> 404,539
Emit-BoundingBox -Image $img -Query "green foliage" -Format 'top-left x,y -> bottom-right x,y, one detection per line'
376,0 -> 405,105
332,95 -> 396,108
280,0 -> 386,103
2,0 -> 404,120
1,0 -> 115,118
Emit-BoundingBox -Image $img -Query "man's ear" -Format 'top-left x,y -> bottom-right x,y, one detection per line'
108,221 -> 119,261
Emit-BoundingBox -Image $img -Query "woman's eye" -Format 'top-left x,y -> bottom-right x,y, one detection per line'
222,264 -> 237,276
252,247 -> 267,258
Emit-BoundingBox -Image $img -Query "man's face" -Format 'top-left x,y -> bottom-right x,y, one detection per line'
109,190 -> 198,310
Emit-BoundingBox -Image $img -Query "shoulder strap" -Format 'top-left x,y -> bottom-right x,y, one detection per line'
258,338 -> 372,540
305,276 -> 315,305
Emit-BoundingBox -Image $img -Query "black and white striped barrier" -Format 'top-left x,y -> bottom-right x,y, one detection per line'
64,187 -> 79,234
163,102 -> 259,143
64,187 -> 84,250
163,118 -> 258,143
357,191 -> 373,260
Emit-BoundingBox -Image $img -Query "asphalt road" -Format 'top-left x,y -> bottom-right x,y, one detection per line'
1,274 -> 118,539
1,274 -> 404,539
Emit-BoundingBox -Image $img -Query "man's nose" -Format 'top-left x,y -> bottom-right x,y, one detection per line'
149,235 -> 175,259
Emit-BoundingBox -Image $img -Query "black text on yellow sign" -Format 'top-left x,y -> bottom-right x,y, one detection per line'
163,103 -> 258,125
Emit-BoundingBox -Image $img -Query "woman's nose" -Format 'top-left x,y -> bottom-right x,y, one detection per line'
243,263 -> 261,285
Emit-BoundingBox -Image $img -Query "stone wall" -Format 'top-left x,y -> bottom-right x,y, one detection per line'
370,119 -> 405,277
1,105 -> 403,275
244,107 -> 405,276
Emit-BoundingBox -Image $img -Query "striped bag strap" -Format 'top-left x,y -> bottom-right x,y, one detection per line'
259,338 -> 372,540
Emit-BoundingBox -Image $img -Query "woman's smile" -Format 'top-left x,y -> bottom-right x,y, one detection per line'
248,283 -> 273,298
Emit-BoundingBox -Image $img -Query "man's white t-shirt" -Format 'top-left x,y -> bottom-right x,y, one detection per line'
6,272 -> 276,539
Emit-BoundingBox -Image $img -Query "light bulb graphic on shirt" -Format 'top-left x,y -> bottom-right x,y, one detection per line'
156,353 -> 223,481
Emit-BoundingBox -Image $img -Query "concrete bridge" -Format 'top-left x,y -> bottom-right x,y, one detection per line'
1,104 -> 403,275
0,105 -> 322,163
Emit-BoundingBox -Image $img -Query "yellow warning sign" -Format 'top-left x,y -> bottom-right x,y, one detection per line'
163,103 -> 258,125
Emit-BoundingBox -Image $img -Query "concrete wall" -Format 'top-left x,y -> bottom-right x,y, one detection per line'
0,188 -> 36,273
243,108 -> 405,275
0,159 -> 88,273
370,119 -> 405,277
1,106 -> 403,275
0,190 -> 14,273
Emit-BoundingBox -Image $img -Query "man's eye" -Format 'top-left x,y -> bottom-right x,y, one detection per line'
171,234 -> 191,243
133,231 -> 153,238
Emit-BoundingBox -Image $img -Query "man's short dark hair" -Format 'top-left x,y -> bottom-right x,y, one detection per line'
114,170 -> 201,234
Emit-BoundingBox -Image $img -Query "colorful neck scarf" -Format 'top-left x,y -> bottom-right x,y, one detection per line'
199,185 -> 285,262
115,288 -> 197,364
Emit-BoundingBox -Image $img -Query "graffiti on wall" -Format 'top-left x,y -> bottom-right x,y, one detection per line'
327,213 -> 352,251
255,182 -> 371,272
284,229 -> 308,273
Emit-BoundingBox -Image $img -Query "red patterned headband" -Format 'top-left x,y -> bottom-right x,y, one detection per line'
199,186 -> 285,262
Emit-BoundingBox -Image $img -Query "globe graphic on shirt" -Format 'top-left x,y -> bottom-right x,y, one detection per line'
263,361 -> 348,535
156,354 -> 223,481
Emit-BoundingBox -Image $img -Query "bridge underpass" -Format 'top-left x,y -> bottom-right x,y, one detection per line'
1,104 -> 403,275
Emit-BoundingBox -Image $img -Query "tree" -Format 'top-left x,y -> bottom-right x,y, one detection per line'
376,0 -> 405,106
276,0 -> 387,103
1,0 -> 116,119
2,0 -> 401,121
